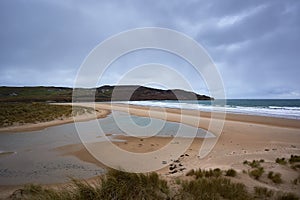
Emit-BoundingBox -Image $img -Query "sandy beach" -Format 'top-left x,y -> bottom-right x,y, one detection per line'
57,103 -> 300,195
0,102 -> 300,197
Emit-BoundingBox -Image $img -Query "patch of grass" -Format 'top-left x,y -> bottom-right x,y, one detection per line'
268,171 -> 283,184
13,169 -> 170,200
185,168 -> 222,179
254,186 -> 274,198
185,169 -> 195,177
249,167 -> 264,180
276,158 -> 287,165
0,103 -> 93,127
276,192 -> 299,200
178,177 -> 251,200
243,160 -> 265,180
253,183 -> 299,199
243,160 -> 262,168
11,184 -> 73,200
175,178 -> 181,185
289,155 -> 300,164
0,86 -> 73,102
10,169 -> 300,200
100,169 -> 169,199
291,164 -> 300,170
225,169 -> 237,177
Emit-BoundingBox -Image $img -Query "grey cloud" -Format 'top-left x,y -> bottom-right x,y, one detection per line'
0,0 -> 299,98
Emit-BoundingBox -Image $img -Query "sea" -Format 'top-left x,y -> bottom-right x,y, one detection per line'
122,99 -> 300,120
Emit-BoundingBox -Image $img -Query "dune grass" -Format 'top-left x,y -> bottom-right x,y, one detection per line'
178,177 -> 250,200
276,158 -> 287,165
268,171 -> 283,184
289,155 -> 300,164
0,102 -> 93,127
11,169 -> 169,200
254,186 -> 274,198
225,169 -> 237,177
10,168 -> 300,200
185,168 -> 223,179
274,155 -> 300,170
243,159 -> 264,168
243,160 -> 265,180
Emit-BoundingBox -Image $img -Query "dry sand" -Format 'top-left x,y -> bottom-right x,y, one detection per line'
1,102 -> 300,197
55,103 -> 300,195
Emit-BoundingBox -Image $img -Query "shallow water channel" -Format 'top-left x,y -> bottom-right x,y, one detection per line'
0,111 -> 213,185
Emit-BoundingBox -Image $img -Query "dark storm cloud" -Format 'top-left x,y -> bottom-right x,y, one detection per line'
0,0 -> 299,98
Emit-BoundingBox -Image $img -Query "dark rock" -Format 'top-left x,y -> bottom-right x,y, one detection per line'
169,165 -> 177,171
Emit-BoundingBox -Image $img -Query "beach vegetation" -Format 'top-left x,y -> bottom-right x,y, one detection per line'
243,160 -> 262,168
185,169 -> 195,176
225,169 -> 237,177
249,167 -> 264,180
267,171 -> 283,184
254,186 -> 274,198
0,103 -> 93,127
13,169 -> 169,200
291,164 -> 300,170
185,168 -> 222,179
276,157 -> 287,165
276,192 -> 299,200
289,155 -> 300,164
178,177 -> 251,200
175,178 -> 181,185
11,169 -> 300,200
99,169 -> 169,199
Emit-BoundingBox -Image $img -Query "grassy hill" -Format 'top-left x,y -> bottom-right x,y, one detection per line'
0,85 -> 213,102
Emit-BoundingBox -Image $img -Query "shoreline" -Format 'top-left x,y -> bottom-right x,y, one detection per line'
95,103 -> 300,129
0,102 -> 300,197
54,103 -> 300,195
1,102 -> 299,133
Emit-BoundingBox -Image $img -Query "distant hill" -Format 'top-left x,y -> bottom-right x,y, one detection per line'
0,85 -> 213,102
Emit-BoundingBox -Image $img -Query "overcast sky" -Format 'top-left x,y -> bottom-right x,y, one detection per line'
0,0 -> 299,99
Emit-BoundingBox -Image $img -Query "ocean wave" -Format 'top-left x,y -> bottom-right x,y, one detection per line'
116,101 -> 300,120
